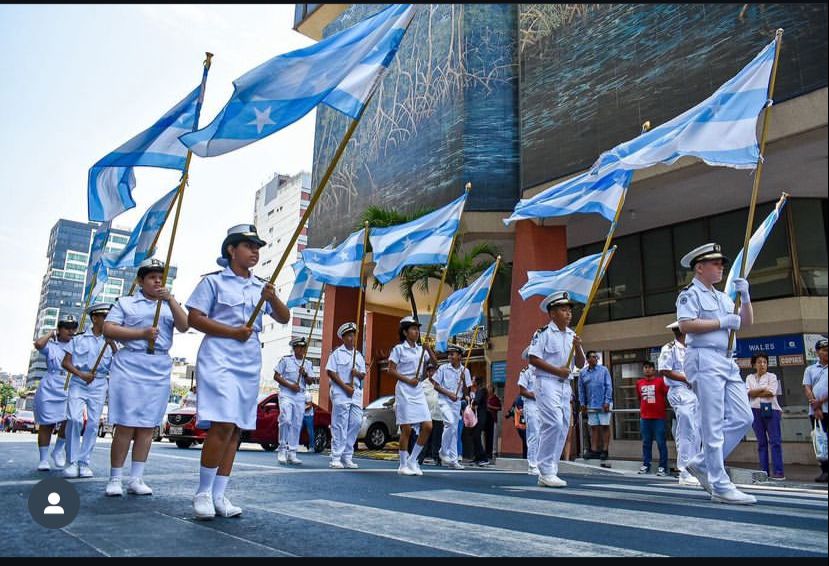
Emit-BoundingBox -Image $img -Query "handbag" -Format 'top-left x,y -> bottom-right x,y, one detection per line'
812,419 -> 828,462
759,402 -> 773,419
463,404 -> 478,428
513,407 -> 526,430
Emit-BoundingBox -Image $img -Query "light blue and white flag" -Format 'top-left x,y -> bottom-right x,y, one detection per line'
518,247 -> 616,304
503,168 -> 632,225
180,4 -> 415,157
83,221 -> 112,304
101,187 -> 178,270
286,259 -> 325,309
301,229 -> 366,288
370,192 -> 467,285
434,261 -> 498,352
88,86 -> 201,221
591,38 -> 777,173
724,196 -> 788,301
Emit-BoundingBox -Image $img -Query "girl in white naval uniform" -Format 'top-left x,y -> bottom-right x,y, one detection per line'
431,344 -> 471,469
186,225 -> 290,520
61,302 -> 116,479
103,259 -> 189,497
32,313 -> 78,471
325,322 -> 367,469
388,316 -> 438,476
273,337 -> 316,465
518,346 -> 541,476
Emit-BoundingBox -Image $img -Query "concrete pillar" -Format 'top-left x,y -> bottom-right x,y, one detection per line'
363,311 -> 401,404
502,221 -> 568,457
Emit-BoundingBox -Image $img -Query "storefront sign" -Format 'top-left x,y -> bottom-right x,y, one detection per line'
734,334 -> 804,359
737,356 -> 779,369
779,354 -> 805,366
491,361 -> 507,385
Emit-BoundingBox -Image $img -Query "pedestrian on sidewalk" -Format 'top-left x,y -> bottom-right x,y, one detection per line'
746,352 -> 785,480
803,337 -> 828,483
636,361 -> 670,476
578,351 -> 613,465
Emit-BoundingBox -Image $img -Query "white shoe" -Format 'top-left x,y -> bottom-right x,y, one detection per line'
538,474 -> 567,488
277,450 -> 288,465
408,461 -> 423,476
449,461 -> 464,470
329,459 -> 344,469
126,477 -> 153,495
343,459 -> 359,469
193,492 -> 215,520
711,488 -> 757,505
79,464 -> 94,478
37,460 -> 50,471
62,463 -> 79,478
213,496 -> 242,518
50,449 -> 66,469
527,465 -> 540,476
105,478 -> 123,497
685,462 -> 713,495
287,451 -> 302,465
399,462 -> 419,476
678,471 -> 700,486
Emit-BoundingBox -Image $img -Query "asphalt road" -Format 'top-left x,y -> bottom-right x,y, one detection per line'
1,434 -> 826,557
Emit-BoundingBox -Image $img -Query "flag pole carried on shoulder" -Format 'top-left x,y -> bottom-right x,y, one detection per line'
147,52 -> 214,354
727,28 -> 784,354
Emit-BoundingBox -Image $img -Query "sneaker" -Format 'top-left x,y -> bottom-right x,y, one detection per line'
126,478 -> 153,495
685,462 -> 713,495
656,467 -> 668,477
79,464 -> 94,478
711,488 -> 757,505
637,465 -> 650,474
193,492 -> 216,520
37,460 -> 50,472
408,461 -> 424,476
50,449 -> 66,469
476,459 -> 491,467
769,474 -> 786,481
527,465 -> 540,476
815,471 -> 828,483
62,463 -> 80,478
105,478 -> 123,497
439,454 -> 453,466
277,450 -> 288,465
399,462 -> 419,476
449,461 -> 465,470
213,496 -> 242,518
678,471 -> 700,486
287,451 -> 302,465
342,459 -> 359,469
329,459 -> 344,469
538,474 -> 567,488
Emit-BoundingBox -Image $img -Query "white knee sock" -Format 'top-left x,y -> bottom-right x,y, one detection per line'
110,467 -> 123,480
197,466 -> 218,495
213,475 -> 230,502
130,461 -> 145,480
39,446 -> 49,462
410,443 -> 424,462
399,451 -> 409,467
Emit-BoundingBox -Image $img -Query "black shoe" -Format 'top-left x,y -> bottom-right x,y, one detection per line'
816,472 -> 829,483
583,450 -> 600,460
600,451 -> 609,461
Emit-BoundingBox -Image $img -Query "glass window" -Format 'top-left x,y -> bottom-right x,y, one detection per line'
607,235 -> 642,320
791,199 -> 828,296
582,242 -> 609,324
641,227 -> 674,293
672,219 -> 707,289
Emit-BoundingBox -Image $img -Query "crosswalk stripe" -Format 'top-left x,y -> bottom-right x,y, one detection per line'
393,489 -> 827,553
583,483 -> 828,508
500,485 -> 827,520
250,499 -> 663,557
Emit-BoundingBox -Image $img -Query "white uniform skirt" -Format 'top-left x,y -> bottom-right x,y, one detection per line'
108,350 -> 172,428
196,335 -> 261,430
395,382 -> 431,425
33,370 -> 68,425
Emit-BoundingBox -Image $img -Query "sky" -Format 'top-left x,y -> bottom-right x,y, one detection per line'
0,5 -> 319,374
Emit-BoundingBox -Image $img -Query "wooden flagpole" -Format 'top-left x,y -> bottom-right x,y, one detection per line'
296,284 -> 326,385
126,189 -> 182,297
351,222 -> 372,373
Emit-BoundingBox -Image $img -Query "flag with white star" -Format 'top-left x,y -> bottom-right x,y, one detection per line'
88,85 -> 202,221
518,247 -> 616,304
180,4 -> 416,157
286,258 -> 325,309
301,228 -> 366,288
434,260 -> 498,352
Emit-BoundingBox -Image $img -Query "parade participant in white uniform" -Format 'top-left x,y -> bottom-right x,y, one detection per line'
61,303 -> 116,478
658,321 -> 701,486
677,243 -> 756,505
186,225 -> 290,519
528,291 -> 585,488
325,322 -> 367,469
32,314 -> 77,471
518,345 -> 541,476
388,316 -> 438,476
431,344 -> 471,470
103,259 -> 189,497
274,337 -> 316,465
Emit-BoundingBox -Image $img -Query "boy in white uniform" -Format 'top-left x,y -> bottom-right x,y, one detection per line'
518,346 -> 541,476
325,322 -> 367,469
274,337 -> 316,465
431,344 -> 471,469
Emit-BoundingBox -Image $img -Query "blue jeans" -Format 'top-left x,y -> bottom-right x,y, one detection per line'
751,408 -> 784,476
457,418 -> 464,457
303,414 -> 315,449
640,418 -> 668,470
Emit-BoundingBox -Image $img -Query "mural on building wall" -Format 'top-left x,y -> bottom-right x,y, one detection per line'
309,4 -> 519,247
519,3 -> 829,190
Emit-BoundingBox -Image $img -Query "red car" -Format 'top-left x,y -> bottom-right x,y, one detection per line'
164,392 -> 331,453
10,410 -> 37,433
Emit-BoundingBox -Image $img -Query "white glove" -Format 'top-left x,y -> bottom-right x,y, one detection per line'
718,314 -> 741,331
733,277 -> 750,303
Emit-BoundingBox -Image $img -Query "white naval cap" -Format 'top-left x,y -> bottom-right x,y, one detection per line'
137,257 -> 165,276
680,242 -> 730,269
57,313 -> 79,327
217,224 -> 267,266
399,315 -> 422,329
289,337 -> 307,347
337,322 -> 358,339
446,343 -> 464,355
540,290 -> 576,313
816,337 -> 828,350
87,302 -> 114,316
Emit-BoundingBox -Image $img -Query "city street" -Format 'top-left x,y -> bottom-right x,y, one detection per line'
1,434 -> 826,557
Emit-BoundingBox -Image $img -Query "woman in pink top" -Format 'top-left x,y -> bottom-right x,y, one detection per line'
745,352 -> 784,480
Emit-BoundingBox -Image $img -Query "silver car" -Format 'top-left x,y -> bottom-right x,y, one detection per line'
358,395 -> 399,450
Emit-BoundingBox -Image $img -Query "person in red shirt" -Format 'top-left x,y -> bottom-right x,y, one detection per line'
636,361 -> 670,476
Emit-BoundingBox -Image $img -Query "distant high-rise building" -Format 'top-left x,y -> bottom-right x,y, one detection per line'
253,171 -> 323,393
27,219 -> 177,386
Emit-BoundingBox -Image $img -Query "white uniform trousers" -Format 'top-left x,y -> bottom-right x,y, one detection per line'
439,401 -> 461,463
667,387 -> 701,472
524,403 -> 541,468
684,347 -> 754,492
331,402 -> 362,461
536,376 -> 571,478
278,396 -> 305,452
65,377 -> 108,466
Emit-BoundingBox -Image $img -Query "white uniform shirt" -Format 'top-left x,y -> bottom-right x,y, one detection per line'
658,340 -> 689,390
517,366 -> 538,408
803,362 -> 828,414
275,354 -> 315,402
676,278 -> 736,350
528,324 -> 576,380
186,267 -> 273,333
107,293 -> 175,352
325,344 -> 366,406
67,329 -> 113,377
389,341 -> 428,406
433,363 -> 471,402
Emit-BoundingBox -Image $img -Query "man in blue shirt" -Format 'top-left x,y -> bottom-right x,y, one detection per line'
578,351 -> 613,466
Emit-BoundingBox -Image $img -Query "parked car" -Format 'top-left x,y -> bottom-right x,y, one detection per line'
358,395 -> 400,450
153,402 -> 181,441
10,410 -> 37,433
165,393 -> 332,452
